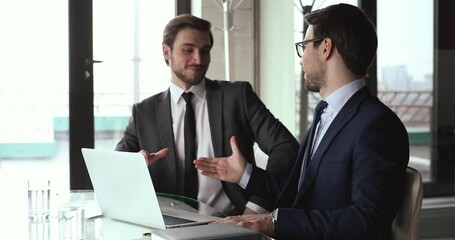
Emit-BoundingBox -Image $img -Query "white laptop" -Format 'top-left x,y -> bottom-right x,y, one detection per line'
81,148 -> 220,229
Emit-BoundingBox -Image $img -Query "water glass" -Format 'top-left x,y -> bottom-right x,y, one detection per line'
28,180 -> 51,221
29,219 -> 50,240
58,195 -> 85,240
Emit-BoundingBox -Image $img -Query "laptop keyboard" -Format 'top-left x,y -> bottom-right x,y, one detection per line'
163,214 -> 196,225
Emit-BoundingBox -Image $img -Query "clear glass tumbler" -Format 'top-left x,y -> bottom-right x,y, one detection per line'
28,179 -> 51,222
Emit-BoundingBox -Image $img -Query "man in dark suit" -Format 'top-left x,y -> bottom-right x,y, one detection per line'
194,4 -> 409,239
115,14 -> 299,215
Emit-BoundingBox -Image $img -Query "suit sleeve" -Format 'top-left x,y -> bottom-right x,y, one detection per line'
247,105 -> 409,239
115,104 -> 141,152
241,82 -> 300,208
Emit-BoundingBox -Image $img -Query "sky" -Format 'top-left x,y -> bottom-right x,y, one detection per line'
377,0 -> 433,82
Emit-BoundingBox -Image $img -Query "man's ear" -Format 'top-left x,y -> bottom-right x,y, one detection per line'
320,38 -> 334,60
163,44 -> 171,62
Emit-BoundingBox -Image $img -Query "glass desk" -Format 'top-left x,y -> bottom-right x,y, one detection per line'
0,188 -> 225,240
85,192 -> 226,240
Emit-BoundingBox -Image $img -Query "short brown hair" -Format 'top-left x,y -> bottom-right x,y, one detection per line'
162,14 -> 213,65
305,4 -> 377,76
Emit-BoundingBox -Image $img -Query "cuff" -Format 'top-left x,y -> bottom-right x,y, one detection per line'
238,163 -> 253,189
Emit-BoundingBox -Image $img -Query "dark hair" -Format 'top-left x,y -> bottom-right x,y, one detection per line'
162,14 -> 214,65
305,4 -> 377,76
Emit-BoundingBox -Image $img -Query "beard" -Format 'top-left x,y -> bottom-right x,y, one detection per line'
303,64 -> 326,93
170,56 -> 208,86
173,67 -> 205,86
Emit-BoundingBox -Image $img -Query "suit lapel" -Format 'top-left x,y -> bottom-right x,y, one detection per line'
205,79 -> 224,157
156,89 -> 178,182
293,87 -> 370,205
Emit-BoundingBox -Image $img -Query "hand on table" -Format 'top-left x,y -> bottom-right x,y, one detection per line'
212,213 -> 274,237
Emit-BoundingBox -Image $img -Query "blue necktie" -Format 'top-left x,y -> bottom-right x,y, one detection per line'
298,100 -> 328,190
182,92 -> 198,199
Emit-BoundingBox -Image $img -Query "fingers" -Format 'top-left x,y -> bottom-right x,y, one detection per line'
211,215 -> 263,233
139,150 -> 149,160
194,135 -> 245,183
153,148 -> 169,158
229,136 -> 240,156
194,157 -> 225,179
212,215 -> 244,225
212,214 -> 273,236
194,157 -> 217,167
194,158 -> 218,172
140,148 -> 169,166
243,207 -> 258,215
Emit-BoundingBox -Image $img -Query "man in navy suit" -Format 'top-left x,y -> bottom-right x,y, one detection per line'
194,4 -> 409,239
115,14 -> 299,215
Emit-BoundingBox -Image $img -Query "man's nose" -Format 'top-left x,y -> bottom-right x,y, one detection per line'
191,50 -> 203,64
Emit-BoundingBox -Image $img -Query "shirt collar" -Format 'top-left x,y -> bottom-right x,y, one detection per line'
170,78 -> 207,104
324,79 -> 366,112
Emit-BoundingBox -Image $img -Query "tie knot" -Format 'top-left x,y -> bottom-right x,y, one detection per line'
314,100 -> 328,115
182,92 -> 194,104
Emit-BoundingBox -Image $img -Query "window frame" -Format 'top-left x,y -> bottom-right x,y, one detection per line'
68,0 -> 186,189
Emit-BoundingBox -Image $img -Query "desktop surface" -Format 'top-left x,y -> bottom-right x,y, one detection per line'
0,184 -> 225,240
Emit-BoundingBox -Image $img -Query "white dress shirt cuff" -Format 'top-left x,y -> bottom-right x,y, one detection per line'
238,163 -> 253,189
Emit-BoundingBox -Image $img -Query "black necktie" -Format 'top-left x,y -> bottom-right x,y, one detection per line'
182,92 -> 198,199
298,100 -> 328,190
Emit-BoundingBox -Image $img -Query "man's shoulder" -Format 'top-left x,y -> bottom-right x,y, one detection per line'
134,90 -> 169,107
207,79 -> 252,91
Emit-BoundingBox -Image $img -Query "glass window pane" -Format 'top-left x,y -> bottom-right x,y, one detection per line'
92,0 -> 174,149
377,0 -> 433,182
0,0 -> 69,234
294,1 -> 434,184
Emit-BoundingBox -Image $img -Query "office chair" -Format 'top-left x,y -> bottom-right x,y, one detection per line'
391,166 -> 424,240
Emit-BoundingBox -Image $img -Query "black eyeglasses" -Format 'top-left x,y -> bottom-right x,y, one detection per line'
295,39 -> 323,58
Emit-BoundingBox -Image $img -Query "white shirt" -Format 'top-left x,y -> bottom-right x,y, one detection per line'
169,79 -> 234,213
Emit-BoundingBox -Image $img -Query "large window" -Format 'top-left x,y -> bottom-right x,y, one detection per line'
92,0 -> 174,150
377,0 -> 433,183
293,0 -> 358,138
0,0 -> 175,191
2,0 -> 451,201
293,0 -> 454,197
0,0 -> 69,195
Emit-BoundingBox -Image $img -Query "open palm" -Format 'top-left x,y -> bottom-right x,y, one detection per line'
194,136 -> 246,183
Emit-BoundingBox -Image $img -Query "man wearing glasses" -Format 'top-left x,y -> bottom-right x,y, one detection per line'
195,3 -> 409,239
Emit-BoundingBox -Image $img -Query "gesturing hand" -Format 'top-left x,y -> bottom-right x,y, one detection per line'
193,136 -> 246,183
139,148 -> 169,166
